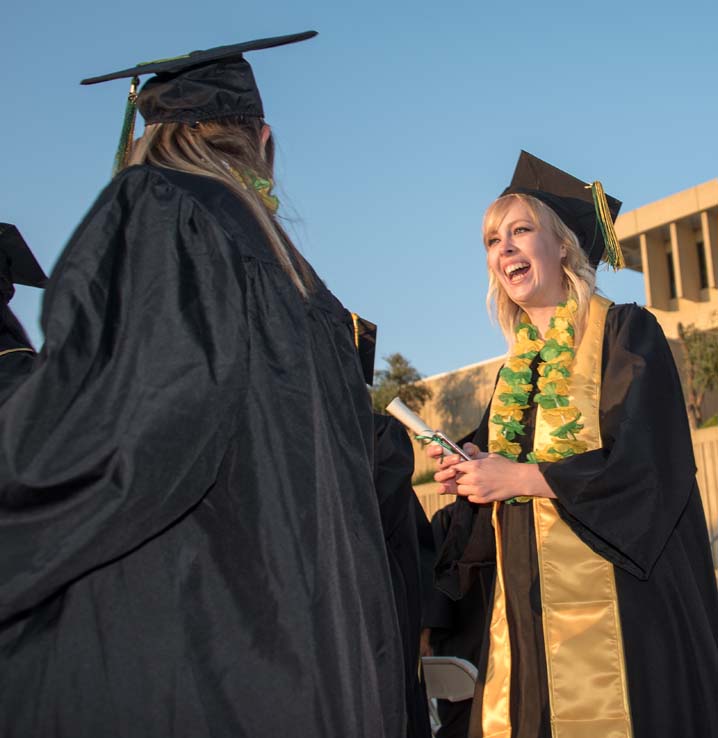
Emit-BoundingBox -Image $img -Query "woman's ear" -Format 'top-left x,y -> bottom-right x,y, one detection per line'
260,124 -> 272,159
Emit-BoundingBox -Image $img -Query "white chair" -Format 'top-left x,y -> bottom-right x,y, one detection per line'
422,657 -> 478,736
421,656 -> 478,702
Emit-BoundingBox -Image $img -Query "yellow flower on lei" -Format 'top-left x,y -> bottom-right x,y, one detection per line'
549,439 -> 589,456
549,329 -> 574,346
530,448 -> 558,463
513,337 -> 543,357
494,405 -> 526,422
554,299 -> 578,320
537,376 -> 570,395
489,436 -> 522,459
541,406 -> 581,427
505,356 -> 533,374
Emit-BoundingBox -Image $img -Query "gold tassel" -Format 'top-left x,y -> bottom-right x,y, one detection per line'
112,76 -> 140,177
350,312 -> 360,349
589,181 -> 625,270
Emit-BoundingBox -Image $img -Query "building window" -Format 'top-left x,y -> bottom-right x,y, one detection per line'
697,241 -> 708,290
667,251 -> 677,299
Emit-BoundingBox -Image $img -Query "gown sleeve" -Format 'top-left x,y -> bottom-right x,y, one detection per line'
434,402 -> 496,600
0,166 -> 249,621
540,304 -> 697,580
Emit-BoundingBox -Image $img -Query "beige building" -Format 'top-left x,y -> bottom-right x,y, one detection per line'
412,180 -> 718,571
617,179 -> 718,338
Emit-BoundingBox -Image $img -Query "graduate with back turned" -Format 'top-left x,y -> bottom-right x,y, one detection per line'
0,32 -> 405,738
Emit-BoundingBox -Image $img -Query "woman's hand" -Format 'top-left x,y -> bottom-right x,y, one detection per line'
435,450 -> 557,504
431,442 -> 484,494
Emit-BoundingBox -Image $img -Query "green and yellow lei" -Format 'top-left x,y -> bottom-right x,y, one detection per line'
490,299 -> 588,477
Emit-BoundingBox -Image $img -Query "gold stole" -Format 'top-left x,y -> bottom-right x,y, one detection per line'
483,294 -> 633,738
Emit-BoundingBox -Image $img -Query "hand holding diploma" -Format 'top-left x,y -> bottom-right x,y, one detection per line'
435,448 -> 557,504
386,398 -> 556,504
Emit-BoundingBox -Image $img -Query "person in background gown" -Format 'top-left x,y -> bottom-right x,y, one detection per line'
426,151 -> 718,738
0,32 -> 405,738
356,316 -> 432,738
0,224 -> 47,399
374,413 -> 433,738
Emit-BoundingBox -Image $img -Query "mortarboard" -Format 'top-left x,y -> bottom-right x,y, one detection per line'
350,313 -> 377,386
81,31 -> 318,174
0,224 -> 48,288
501,150 -> 623,270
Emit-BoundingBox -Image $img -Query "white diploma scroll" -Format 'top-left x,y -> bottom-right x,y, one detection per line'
385,397 -> 434,437
385,397 -> 471,460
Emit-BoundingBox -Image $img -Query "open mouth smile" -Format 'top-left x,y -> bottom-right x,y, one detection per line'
504,261 -> 531,284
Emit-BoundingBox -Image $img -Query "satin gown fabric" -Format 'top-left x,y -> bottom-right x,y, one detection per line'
435,304 -> 718,738
0,165 -> 405,738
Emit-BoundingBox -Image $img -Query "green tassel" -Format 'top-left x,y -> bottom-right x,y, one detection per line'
112,76 -> 139,177
590,181 -> 625,271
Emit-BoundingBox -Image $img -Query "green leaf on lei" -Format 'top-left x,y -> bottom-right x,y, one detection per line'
490,414 -> 525,440
500,390 -> 530,405
534,394 -> 570,409
540,339 -> 574,362
550,418 -> 584,439
538,362 -> 570,378
499,366 -> 532,384
546,446 -> 576,459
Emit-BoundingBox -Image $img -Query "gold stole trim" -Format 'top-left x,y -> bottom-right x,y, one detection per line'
0,347 -> 34,358
484,294 -> 633,738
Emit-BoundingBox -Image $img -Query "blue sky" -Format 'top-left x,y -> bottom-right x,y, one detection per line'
2,0 -> 716,377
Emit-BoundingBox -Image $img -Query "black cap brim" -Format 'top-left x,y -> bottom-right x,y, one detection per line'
81,31 -> 318,85
0,224 -> 48,288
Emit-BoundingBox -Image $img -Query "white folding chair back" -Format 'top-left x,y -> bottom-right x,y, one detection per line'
421,656 -> 478,703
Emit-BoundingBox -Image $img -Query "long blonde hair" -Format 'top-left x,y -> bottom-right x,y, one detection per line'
128,117 -> 315,297
483,193 -> 596,345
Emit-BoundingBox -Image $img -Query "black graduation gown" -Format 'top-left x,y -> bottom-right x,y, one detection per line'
436,304 -> 718,738
0,165 -> 405,738
374,415 -> 432,738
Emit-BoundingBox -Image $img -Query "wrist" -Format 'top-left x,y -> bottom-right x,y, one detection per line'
521,463 -> 556,499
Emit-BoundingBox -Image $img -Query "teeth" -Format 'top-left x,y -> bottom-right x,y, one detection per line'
505,262 -> 529,277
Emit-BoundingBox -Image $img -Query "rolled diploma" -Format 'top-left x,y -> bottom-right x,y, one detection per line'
385,397 -> 434,437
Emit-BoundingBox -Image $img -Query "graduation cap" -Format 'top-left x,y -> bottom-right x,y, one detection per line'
0,224 -> 48,288
501,151 -> 624,270
81,31 -> 318,174
350,313 -> 377,386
